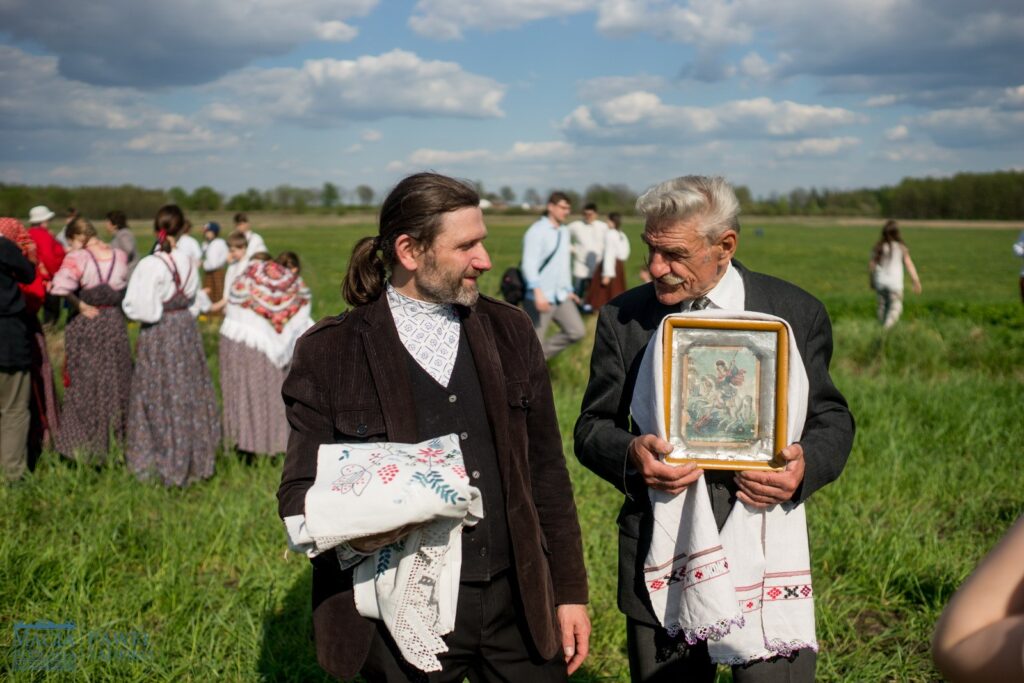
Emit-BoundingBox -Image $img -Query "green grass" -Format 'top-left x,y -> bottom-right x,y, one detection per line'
2,215 -> 1023,681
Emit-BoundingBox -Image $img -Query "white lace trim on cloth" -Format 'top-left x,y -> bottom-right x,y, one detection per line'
282,433 -> 482,673
630,310 -> 818,665
386,283 -> 460,387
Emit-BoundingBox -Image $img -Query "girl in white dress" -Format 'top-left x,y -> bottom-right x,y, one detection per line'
869,220 -> 922,329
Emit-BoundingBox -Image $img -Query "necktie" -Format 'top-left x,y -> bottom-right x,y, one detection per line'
690,295 -> 711,311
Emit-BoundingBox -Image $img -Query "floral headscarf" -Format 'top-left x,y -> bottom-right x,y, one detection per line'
0,217 -> 38,263
228,259 -> 311,333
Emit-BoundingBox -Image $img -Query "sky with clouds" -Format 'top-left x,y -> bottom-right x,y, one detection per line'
1,0 -> 1022,199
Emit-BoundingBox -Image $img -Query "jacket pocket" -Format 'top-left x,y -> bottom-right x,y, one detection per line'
332,408 -> 387,442
505,379 -> 534,411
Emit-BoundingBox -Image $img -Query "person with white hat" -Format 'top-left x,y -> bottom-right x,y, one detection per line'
27,205 -> 65,327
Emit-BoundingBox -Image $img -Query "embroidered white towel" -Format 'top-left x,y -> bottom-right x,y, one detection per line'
630,310 -> 818,664
290,433 -> 483,672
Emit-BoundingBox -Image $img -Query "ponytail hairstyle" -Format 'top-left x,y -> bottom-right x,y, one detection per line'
66,216 -> 98,243
153,204 -> 186,254
106,210 -> 128,231
342,172 -> 479,307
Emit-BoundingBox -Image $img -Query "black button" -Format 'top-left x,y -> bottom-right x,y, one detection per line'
460,432 -> 469,440
356,424 -> 368,436
449,395 -> 457,403
520,397 -> 530,408
479,547 -> 488,557
714,483 -> 725,490
471,470 -> 481,480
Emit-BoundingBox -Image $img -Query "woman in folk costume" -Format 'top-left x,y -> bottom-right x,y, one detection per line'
0,217 -> 58,466
584,211 -> 631,311
121,205 -> 220,486
200,222 -> 228,315
219,250 -> 312,456
49,217 -> 132,463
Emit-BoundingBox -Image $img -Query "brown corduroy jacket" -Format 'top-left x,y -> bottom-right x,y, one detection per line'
277,292 -> 589,680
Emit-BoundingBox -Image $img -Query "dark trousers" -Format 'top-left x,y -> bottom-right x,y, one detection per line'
626,618 -> 816,683
361,572 -> 567,683
41,293 -> 61,327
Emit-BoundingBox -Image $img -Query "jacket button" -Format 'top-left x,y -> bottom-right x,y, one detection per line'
471,470 -> 481,480
460,432 -> 469,440
449,395 -> 457,403
520,397 -> 530,408
356,424 -> 368,436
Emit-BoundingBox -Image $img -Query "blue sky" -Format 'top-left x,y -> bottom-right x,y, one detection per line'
1,0 -> 1022,201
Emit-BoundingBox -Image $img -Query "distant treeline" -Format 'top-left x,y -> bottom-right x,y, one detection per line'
2,170 -> 1021,221
735,170 -> 1024,220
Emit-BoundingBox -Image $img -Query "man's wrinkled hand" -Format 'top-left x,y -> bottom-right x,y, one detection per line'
628,434 -> 703,495
734,443 -> 805,508
556,604 -> 590,675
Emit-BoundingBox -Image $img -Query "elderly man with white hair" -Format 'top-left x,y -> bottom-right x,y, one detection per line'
574,175 -> 854,682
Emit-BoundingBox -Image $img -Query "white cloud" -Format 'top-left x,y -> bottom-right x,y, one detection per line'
212,50 -> 506,125
361,129 -> 383,142
885,125 -> 909,141
874,142 -> 954,164
865,94 -> 901,108
774,136 -> 860,158
562,91 -> 865,143
0,45 -> 235,158
576,74 -> 669,100
409,0 -> 593,39
1000,85 -> 1024,109
912,106 -> 1024,147
387,140 -> 577,173
0,0 -> 377,87
508,141 -> 575,159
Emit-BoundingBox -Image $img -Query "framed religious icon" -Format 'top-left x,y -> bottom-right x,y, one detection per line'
662,318 -> 789,471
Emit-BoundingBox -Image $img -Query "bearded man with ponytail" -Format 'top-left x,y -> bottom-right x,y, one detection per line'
278,172 -> 590,682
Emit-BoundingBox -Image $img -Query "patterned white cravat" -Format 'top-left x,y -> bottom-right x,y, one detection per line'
386,283 -> 461,387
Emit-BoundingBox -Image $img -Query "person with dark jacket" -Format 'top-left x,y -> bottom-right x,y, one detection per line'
0,234 -> 37,480
278,172 -> 590,682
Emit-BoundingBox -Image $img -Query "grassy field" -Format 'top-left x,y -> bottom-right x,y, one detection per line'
2,214 -> 1023,681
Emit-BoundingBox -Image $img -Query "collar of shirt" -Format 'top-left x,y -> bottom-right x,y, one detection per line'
385,282 -> 461,387
684,261 -> 745,311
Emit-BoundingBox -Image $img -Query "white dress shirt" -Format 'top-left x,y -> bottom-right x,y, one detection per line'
202,237 -> 229,271
568,219 -> 609,279
685,261 -> 745,311
244,230 -> 268,258
176,234 -> 202,268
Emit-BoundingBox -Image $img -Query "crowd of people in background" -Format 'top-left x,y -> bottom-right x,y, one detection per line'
519,195 -> 632,360
0,206 -> 312,484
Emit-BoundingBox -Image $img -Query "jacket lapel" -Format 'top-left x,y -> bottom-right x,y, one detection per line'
360,294 -> 418,443
461,306 -> 511,484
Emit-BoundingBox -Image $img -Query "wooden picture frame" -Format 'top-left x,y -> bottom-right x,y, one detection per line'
662,318 -> 789,471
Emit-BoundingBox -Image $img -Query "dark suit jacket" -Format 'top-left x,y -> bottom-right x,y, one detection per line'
573,261 -> 854,623
278,292 -> 588,680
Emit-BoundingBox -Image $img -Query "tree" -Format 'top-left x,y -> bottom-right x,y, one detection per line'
523,188 -> 541,206
168,186 -> 188,207
321,182 -> 340,208
356,185 -> 375,206
499,186 -> 516,203
189,186 -> 222,211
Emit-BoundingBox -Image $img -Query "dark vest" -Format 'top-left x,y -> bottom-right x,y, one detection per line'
405,326 -> 511,581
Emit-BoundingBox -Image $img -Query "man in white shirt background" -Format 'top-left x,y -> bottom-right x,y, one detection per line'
567,202 -> 608,306
200,222 -> 229,315
521,192 -> 585,360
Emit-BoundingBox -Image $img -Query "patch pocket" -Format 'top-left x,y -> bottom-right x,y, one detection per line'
333,408 -> 387,442
506,379 -> 533,411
